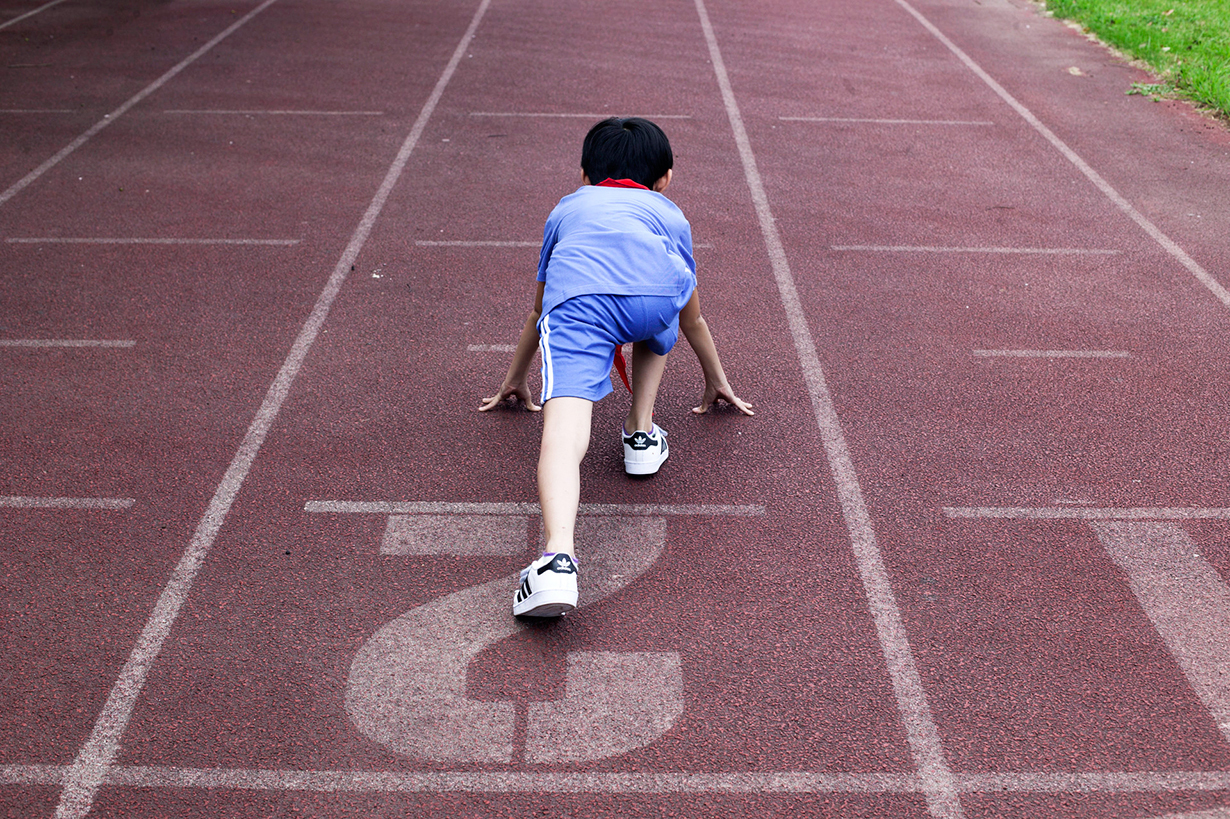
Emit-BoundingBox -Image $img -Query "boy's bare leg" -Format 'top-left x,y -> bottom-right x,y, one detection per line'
538,396 -> 593,557
625,341 -> 668,433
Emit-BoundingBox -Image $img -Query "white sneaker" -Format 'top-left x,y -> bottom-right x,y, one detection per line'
623,424 -> 669,475
513,553 -> 578,617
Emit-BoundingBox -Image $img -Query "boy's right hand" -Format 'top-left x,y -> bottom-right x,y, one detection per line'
479,382 -> 541,412
693,381 -> 755,416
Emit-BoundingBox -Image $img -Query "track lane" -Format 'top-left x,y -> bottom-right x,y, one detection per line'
4,0 -> 1230,814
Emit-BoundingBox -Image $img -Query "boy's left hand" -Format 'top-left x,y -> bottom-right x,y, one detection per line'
693,382 -> 754,416
479,382 -> 541,412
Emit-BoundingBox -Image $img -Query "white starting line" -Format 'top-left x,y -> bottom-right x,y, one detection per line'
830,245 -> 1121,255
416,239 -> 714,249
780,116 -> 995,126
0,496 -> 134,510
972,349 -> 1131,359
162,109 -> 384,116
5,237 -> 298,246
0,339 -> 135,348
305,500 -> 764,517
7,763 -> 1230,798
415,239 -> 538,247
945,507 -> 1230,520
468,112 -> 692,119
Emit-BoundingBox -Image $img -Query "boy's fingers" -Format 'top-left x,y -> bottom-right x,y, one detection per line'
730,398 -> 755,416
691,394 -> 755,415
478,391 -> 542,412
479,389 -> 515,411
512,386 -> 541,411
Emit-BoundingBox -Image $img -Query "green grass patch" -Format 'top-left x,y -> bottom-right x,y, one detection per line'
1042,0 -> 1230,118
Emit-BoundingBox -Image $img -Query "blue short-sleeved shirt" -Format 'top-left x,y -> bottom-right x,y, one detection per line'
536,185 -> 696,317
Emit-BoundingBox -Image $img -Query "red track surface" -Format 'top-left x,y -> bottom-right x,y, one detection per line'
2,0 -> 1230,816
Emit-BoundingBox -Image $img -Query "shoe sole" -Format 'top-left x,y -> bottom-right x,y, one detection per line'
624,451 -> 668,475
513,588 -> 578,618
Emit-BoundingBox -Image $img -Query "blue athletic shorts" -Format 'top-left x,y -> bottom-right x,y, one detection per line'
538,294 -> 682,403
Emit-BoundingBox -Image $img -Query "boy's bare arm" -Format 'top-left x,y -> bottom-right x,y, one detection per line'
479,281 -> 545,412
678,289 -> 754,416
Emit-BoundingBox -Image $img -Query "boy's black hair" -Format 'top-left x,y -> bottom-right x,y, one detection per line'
581,117 -> 673,189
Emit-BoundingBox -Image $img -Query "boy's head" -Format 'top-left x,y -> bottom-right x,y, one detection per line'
581,117 -> 673,190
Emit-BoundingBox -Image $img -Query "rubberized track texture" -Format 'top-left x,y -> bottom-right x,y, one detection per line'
2,0 -> 1230,816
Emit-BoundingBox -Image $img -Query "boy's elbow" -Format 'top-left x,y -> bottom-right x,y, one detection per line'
680,312 -> 707,334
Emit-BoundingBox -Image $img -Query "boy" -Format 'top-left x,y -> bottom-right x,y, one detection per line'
479,117 -> 753,618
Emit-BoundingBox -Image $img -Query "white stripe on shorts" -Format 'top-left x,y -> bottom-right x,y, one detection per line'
540,313 -> 554,402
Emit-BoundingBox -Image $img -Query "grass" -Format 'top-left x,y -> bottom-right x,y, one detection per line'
1042,0 -> 1230,118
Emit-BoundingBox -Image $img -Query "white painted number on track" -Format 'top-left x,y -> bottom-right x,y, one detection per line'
346,515 -> 682,762
948,507 -> 1230,748
1092,522 -> 1230,744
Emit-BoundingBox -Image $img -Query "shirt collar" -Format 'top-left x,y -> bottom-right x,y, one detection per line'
596,178 -> 650,190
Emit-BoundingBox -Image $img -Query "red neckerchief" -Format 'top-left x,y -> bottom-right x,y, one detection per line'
596,178 -> 650,190
593,177 -> 648,392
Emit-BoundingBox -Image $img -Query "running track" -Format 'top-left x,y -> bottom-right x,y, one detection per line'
2,0 -> 1230,816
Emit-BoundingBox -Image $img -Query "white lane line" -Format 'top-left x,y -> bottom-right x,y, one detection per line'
895,0 -> 1230,310
1091,522 -> 1230,744
831,245 -> 1120,255
0,496 -> 134,510
944,507 -> 1230,520
0,0 -> 69,30
1153,810 -> 1230,819
972,349 -> 1130,359
957,771 -> 1230,792
0,0 -> 282,209
10,764 -> 1230,795
0,339 -> 135,348
5,237 -> 298,246
162,109 -> 384,116
468,343 -> 516,352
416,240 -> 538,247
781,117 -> 995,126
305,500 -> 764,516
468,112 -> 692,119
51,1 -> 495,816
693,1 -> 963,818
